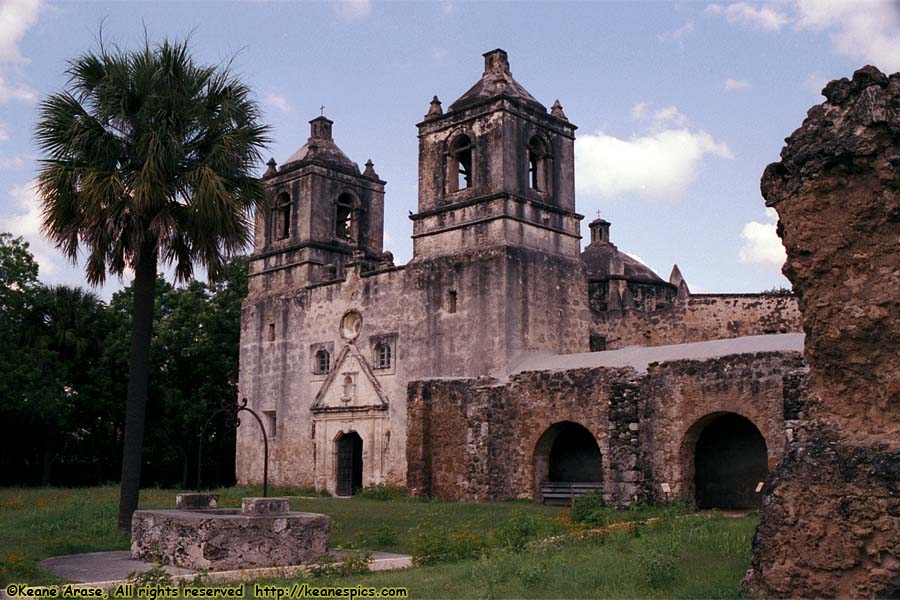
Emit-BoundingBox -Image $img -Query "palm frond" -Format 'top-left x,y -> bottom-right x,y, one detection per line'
34,36 -> 271,287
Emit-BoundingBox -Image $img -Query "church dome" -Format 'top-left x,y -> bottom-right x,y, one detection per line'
580,218 -> 670,286
283,116 -> 360,175
448,49 -> 546,113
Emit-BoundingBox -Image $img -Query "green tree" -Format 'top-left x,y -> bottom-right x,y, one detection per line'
0,233 -> 39,319
148,257 -> 247,488
20,285 -> 109,485
34,39 -> 269,532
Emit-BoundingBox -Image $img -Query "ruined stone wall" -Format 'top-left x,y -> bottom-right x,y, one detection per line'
595,293 -> 800,349
641,352 -> 804,504
745,66 -> 900,598
406,350 -> 802,506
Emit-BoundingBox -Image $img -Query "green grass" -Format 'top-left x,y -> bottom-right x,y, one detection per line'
0,486 -> 563,585
0,486 -> 758,598
303,514 -> 757,599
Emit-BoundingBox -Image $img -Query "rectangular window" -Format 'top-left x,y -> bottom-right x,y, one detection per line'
263,410 -> 277,438
268,323 -> 276,341
448,290 -> 457,314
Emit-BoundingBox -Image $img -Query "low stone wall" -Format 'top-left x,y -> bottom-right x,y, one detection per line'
131,497 -> 330,571
595,293 -> 801,350
406,350 -> 804,506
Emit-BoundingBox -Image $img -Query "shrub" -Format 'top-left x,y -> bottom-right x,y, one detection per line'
570,491 -> 607,525
411,521 -> 487,566
126,564 -> 173,587
642,552 -> 677,589
492,510 -> 546,550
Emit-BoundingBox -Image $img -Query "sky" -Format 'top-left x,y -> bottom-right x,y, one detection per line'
1,0 -> 899,298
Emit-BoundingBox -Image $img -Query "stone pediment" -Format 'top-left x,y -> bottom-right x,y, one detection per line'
311,343 -> 389,414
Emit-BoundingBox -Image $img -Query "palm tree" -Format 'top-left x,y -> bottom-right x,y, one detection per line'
34,38 -> 270,533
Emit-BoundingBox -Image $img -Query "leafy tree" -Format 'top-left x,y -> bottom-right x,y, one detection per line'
19,285 -> 109,485
0,234 -> 43,483
34,38 -> 269,532
0,233 -> 39,320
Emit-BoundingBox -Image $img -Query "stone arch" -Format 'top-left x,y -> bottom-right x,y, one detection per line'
533,421 -> 603,502
682,412 -> 769,509
526,133 -> 552,193
334,431 -> 363,496
446,132 -> 474,193
334,191 -> 358,242
272,190 -> 292,241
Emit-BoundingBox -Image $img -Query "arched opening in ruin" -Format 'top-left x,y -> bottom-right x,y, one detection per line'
335,432 -> 363,496
533,421 -> 602,505
686,412 -> 768,509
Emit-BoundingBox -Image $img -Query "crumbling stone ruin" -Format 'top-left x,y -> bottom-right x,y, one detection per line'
237,49 -> 803,510
742,66 -> 900,597
132,494 -> 330,571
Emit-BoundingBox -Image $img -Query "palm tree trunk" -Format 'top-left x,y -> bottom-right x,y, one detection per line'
116,249 -> 157,535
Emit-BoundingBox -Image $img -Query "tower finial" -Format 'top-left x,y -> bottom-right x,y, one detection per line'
483,48 -> 510,76
425,95 -> 443,120
551,99 -> 568,121
320,104 -> 326,117
589,215 -> 611,244
363,159 -> 379,179
264,157 -> 278,178
309,115 -> 333,141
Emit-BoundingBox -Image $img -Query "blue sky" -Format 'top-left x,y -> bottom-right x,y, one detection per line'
1,0 -> 898,297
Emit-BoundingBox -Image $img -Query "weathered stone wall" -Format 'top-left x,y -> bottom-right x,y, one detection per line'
595,293 -> 801,350
641,352 -> 804,504
237,244 -> 590,492
406,350 -> 803,507
745,66 -> 900,598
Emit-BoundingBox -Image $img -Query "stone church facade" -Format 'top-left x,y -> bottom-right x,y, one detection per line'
237,49 -> 803,507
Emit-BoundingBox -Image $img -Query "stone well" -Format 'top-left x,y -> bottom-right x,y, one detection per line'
131,494 -> 331,571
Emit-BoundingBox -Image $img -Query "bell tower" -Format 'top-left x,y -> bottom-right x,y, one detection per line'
249,116 -> 387,294
411,49 -> 582,260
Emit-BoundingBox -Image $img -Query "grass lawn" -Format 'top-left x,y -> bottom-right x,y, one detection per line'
0,486 -> 758,598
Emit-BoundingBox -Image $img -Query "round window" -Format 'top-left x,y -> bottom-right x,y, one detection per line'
340,310 -> 363,341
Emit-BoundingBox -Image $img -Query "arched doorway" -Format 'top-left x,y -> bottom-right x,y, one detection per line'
534,421 -> 602,504
688,413 -> 768,509
336,432 -> 363,496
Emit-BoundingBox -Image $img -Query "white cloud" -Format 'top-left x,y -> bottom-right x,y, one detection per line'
334,0 -> 372,21
794,0 -> 900,72
265,93 -> 291,113
0,179 -> 59,276
0,122 -> 8,141
576,127 -> 733,200
658,21 -> 695,45
706,2 -> 789,31
631,102 -> 688,129
0,71 -> 36,103
709,0 -> 900,72
738,207 -> 786,271
0,0 -> 41,63
724,78 -> 752,92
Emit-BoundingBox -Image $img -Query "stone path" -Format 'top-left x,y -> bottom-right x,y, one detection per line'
36,549 -> 413,589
